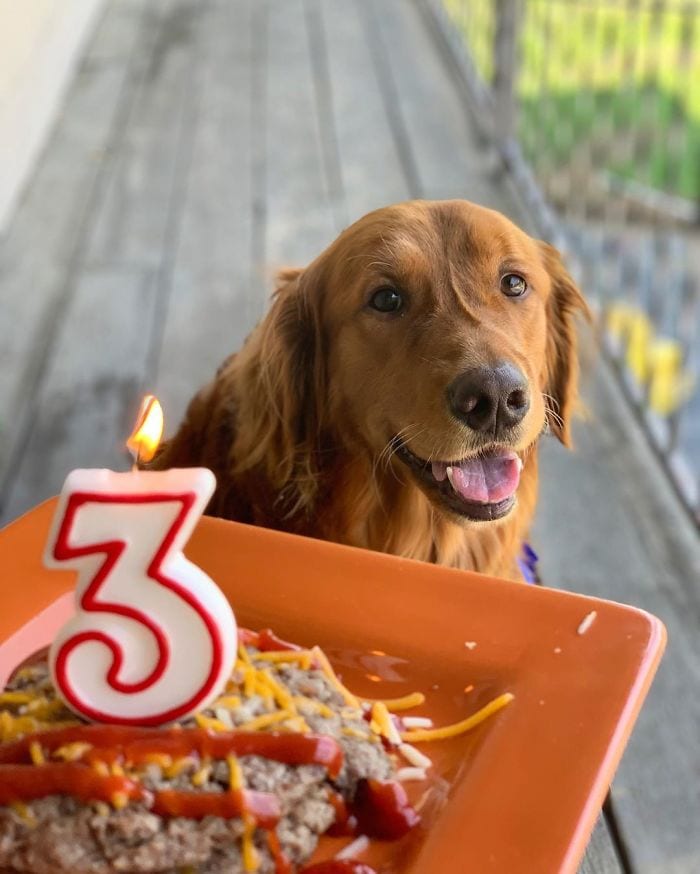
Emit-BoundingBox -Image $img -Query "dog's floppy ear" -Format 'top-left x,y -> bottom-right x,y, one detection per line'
233,263 -> 326,516
540,242 -> 591,447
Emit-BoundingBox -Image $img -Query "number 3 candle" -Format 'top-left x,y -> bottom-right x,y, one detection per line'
45,397 -> 237,726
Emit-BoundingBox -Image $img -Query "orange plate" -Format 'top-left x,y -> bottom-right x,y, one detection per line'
0,499 -> 664,874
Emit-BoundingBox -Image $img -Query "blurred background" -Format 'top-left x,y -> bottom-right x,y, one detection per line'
0,1 -> 698,873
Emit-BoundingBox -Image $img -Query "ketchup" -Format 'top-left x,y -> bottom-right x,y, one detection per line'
325,791 -> 357,837
300,863 -> 376,874
0,763 -> 144,806
238,628 -> 303,652
0,726 -> 343,779
352,779 -> 420,840
267,830 -> 293,874
152,787 -> 279,828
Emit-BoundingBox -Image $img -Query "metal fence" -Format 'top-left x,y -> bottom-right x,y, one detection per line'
426,0 -> 700,523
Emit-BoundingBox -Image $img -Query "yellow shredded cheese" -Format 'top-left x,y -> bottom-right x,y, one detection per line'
140,753 -> 174,769
311,647 -> 360,708
401,692 -> 514,742
194,713 -> 231,733
341,726 -> 372,741
284,716 -> 311,733
227,754 -> 244,791
164,756 -> 197,779
236,710 -> 292,732
0,691 -> 33,705
10,801 -> 36,825
215,695 -> 242,709
369,701 -> 402,745
292,697 -> 335,718
54,742 -> 93,762
253,650 -> 314,666
111,792 -> 129,810
28,741 -> 45,765
191,761 -> 212,787
110,762 -> 125,777
92,760 -> 110,777
237,644 -> 253,666
243,667 -> 257,698
257,669 -> 296,712
242,815 -> 259,872
363,691 -> 426,712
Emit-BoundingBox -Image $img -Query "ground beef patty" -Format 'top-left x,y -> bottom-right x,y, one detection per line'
0,646 -> 396,874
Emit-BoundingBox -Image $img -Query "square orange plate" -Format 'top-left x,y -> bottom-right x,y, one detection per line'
0,500 -> 665,874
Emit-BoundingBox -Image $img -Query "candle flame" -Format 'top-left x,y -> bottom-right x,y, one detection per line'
127,395 -> 164,464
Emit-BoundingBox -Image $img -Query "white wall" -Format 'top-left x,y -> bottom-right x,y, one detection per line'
0,0 -> 106,234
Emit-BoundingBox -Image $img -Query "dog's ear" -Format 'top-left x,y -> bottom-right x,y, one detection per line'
539,242 -> 591,447
233,263 -> 326,516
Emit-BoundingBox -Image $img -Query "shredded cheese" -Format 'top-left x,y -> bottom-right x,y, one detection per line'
396,767 -> 427,782
227,754 -> 244,791
92,761 -> 110,777
401,716 -> 433,729
215,695 -> 242,709
311,646 -> 360,708
577,610 -> 597,635
28,741 -> 45,765
54,742 -> 93,762
236,709 -> 292,732
214,708 -> 234,729
111,792 -> 129,810
335,835 -> 370,860
370,702 -> 401,745
242,815 -> 259,872
401,692 -> 514,742
254,650 -> 314,666
0,692 -> 33,705
164,757 -> 196,779
257,669 -> 296,712
10,801 -> 36,825
362,691 -> 426,712
341,726 -> 372,741
398,743 -> 432,770
237,644 -> 253,666
292,696 -> 335,718
195,713 -> 231,733
191,761 -> 212,787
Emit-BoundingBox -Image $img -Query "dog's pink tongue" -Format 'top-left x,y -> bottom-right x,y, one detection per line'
448,452 -> 521,504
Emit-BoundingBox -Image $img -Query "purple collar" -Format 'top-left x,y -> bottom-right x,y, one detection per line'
517,543 -> 539,584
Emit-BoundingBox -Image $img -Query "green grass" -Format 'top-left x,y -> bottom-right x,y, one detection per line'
444,0 -> 700,200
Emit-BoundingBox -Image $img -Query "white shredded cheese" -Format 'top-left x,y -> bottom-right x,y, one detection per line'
401,716 -> 433,729
335,835 -> 370,860
399,742 -> 432,769
396,767 -> 427,782
464,641 -> 477,650
214,708 -> 234,728
577,610 -> 597,635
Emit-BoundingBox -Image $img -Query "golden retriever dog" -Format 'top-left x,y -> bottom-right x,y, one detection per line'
152,200 -> 588,580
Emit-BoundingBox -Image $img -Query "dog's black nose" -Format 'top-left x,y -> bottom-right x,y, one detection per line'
448,363 -> 530,434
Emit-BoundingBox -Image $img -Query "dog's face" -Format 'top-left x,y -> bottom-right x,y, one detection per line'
273,200 -> 587,524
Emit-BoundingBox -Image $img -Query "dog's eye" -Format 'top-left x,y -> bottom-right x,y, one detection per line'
369,287 -> 404,313
500,274 -> 528,298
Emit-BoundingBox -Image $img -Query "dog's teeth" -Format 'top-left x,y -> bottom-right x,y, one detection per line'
446,466 -> 456,489
516,457 -> 523,473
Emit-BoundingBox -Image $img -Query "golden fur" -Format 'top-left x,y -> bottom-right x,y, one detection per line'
152,200 -> 588,580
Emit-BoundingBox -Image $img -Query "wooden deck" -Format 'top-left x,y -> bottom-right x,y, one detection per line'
0,1 -> 698,871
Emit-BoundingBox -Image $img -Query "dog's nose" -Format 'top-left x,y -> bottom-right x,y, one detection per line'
448,363 -> 530,434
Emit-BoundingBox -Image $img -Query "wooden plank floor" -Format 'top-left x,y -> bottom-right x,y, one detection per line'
1,1 -> 698,871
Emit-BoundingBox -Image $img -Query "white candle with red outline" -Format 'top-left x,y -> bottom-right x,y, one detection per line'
45,397 -> 237,726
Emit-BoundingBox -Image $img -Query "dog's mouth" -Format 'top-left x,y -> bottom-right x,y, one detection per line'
395,441 -> 523,521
